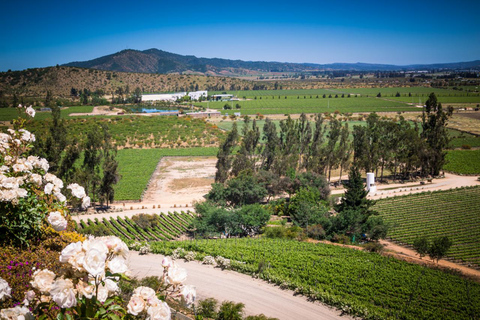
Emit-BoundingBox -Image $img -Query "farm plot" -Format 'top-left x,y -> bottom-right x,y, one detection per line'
114,148 -> 218,200
374,186 -> 480,267
444,150 -> 480,175
76,211 -> 194,241
148,238 -> 480,320
26,115 -> 225,149
198,97 -> 415,115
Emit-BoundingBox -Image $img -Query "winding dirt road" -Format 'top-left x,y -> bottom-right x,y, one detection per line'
127,252 -> 352,320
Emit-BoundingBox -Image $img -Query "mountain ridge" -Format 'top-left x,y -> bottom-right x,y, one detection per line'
63,48 -> 480,75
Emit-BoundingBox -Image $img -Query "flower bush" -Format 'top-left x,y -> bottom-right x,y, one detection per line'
0,108 -> 195,319
0,105 -> 90,247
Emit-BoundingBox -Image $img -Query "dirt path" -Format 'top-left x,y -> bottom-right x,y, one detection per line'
127,252 -> 352,320
379,240 -> 480,282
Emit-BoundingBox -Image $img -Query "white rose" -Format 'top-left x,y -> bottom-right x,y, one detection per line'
0,277 -> 12,301
69,251 -> 86,272
83,248 -> 107,277
47,211 -> 67,232
101,236 -> 129,258
51,278 -> 77,308
30,269 -> 56,293
82,196 -> 91,209
55,192 -> 66,203
59,241 -> 83,263
166,267 -> 187,286
0,306 -> 34,320
107,256 -> 129,274
67,183 -> 86,198
146,301 -> 171,320
44,173 -> 56,182
29,173 -> 42,186
96,284 -> 109,303
84,238 -> 109,256
15,188 -> 28,198
180,285 -> 196,306
127,294 -> 146,316
104,278 -> 120,294
161,257 -> 174,269
76,280 -> 95,299
44,183 -> 54,194
133,286 -> 156,300
23,290 -> 35,306
26,106 -> 36,117
37,158 -> 49,172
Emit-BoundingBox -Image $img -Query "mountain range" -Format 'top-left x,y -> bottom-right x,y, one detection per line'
63,49 -> 480,75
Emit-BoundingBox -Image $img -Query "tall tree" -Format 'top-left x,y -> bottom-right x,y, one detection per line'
261,118 -> 279,171
307,114 -> 326,173
215,122 -> 238,183
420,93 -> 453,176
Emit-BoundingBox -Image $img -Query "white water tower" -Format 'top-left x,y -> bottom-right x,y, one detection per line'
366,172 -> 376,194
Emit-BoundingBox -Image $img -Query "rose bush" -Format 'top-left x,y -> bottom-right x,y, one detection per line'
0,108 -> 196,319
0,105 -> 90,247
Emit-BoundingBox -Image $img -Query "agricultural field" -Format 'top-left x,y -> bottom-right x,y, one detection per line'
198,96 -> 417,115
147,238 -> 480,320
76,211 -> 194,241
209,87 -> 469,98
374,186 -> 480,267
447,129 -> 480,148
25,115 -> 225,149
444,150 -> 480,174
114,147 -> 218,200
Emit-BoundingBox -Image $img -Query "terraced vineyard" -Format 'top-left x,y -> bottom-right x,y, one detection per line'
76,211 -> 195,241
374,186 -> 480,267
149,238 -> 480,320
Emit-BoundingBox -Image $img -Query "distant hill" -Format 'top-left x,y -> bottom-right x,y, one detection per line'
63,49 -> 480,75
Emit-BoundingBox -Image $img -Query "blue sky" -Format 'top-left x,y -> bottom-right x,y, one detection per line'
1,0 -> 479,71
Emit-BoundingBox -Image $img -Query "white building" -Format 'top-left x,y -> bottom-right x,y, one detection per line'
142,92 -> 187,102
188,91 -> 208,100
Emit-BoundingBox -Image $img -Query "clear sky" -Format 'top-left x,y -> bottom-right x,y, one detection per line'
1,0 -> 479,71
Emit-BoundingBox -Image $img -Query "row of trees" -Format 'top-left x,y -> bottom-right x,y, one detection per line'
354,93 -> 453,180
32,105 -> 119,207
215,113 -> 351,184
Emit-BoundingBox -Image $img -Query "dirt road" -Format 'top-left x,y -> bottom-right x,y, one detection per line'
127,252 -> 351,320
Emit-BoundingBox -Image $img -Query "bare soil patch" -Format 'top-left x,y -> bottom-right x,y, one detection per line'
141,156 -> 217,206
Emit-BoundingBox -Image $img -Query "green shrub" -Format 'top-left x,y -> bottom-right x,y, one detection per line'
78,223 -> 113,236
132,213 -> 159,230
197,298 -> 218,319
217,301 -> 244,320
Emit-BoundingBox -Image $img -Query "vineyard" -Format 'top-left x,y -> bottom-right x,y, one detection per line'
444,150 -> 480,174
76,211 -> 195,241
147,238 -> 480,320
197,96 -> 416,115
374,186 -> 480,267
26,115 -> 225,149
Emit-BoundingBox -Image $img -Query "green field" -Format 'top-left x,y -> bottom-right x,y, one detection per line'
448,130 -> 480,148
210,87 -> 470,98
444,150 -> 480,174
77,211 -> 194,241
198,97 -> 416,115
375,186 -> 480,266
114,147 -> 217,200
146,238 -> 480,320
